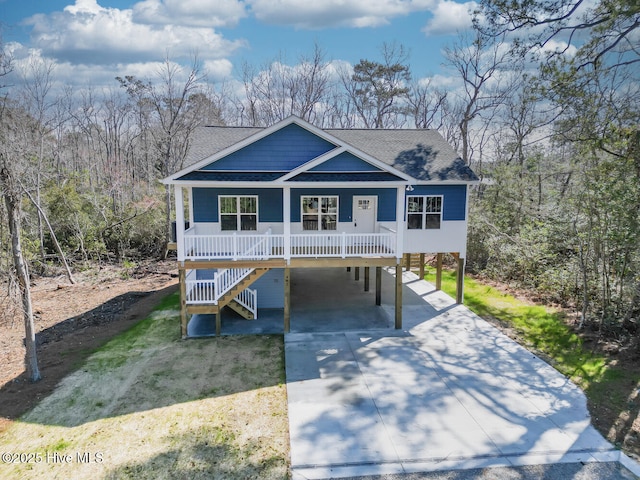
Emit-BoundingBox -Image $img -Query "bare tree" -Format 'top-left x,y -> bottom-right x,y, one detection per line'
241,44 -> 332,126
19,55 -> 58,262
150,55 -> 206,244
443,31 -> 518,166
407,78 -> 448,130
0,37 -> 41,380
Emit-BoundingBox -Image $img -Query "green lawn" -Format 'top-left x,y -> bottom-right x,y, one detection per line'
0,293 -> 289,480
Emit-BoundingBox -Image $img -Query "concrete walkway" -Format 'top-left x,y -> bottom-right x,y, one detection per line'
285,269 -> 640,480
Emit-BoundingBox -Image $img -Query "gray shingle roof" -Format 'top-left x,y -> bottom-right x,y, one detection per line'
180,122 -> 478,182
327,129 -> 477,182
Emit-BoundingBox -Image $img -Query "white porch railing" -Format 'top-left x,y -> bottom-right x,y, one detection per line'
183,231 -> 395,260
184,231 -> 284,260
185,278 -> 216,304
184,264 -> 257,320
234,287 -> 258,319
291,233 -> 395,258
216,268 -> 253,299
185,267 -> 252,305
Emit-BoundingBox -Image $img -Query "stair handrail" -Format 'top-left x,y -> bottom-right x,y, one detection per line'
213,267 -> 253,303
233,287 -> 258,319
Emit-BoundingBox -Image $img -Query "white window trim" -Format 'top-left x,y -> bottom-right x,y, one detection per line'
301,195 -> 339,231
406,195 -> 443,230
219,195 -> 259,231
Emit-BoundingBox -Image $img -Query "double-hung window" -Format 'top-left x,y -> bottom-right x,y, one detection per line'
407,195 -> 442,229
219,196 -> 258,231
302,196 -> 338,231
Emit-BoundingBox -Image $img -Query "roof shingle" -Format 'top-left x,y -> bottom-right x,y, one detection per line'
178,120 -> 478,183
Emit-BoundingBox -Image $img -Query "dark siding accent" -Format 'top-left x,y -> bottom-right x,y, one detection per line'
290,188 -> 397,223
178,171 -> 284,181
288,172 -> 403,182
406,185 -> 467,221
309,152 -> 381,172
192,188 -> 283,223
201,124 -> 336,171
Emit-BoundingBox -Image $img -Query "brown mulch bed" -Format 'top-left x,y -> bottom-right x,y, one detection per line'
0,260 -> 179,434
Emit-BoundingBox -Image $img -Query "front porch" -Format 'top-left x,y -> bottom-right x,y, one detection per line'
180,226 -> 398,261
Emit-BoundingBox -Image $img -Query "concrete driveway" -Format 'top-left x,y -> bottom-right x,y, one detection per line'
285,269 -> 640,479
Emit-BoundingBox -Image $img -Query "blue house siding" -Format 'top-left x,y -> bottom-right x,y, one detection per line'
201,124 -> 336,172
290,188 -> 397,223
252,269 -> 284,308
309,152 -> 382,172
192,188 -> 283,223
407,185 -> 467,221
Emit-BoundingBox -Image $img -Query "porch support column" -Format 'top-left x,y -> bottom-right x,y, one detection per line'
364,267 -> 370,292
283,187 -> 291,262
419,253 -> 425,279
436,253 -> 443,291
284,267 -> 291,333
405,253 -> 411,271
395,263 -> 403,329
395,187 -> 405,261
375,267 -> 382,306
355,266 -> 360,281
179,266 -> 187,338
394,186 -> 405,330
456,255 -> 465,304
175,185 -> 185,261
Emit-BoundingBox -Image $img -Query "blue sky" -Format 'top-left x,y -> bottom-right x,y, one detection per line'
0,0 -> 477,89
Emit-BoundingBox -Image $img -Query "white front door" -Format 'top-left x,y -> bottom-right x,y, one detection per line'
353,196 -> 376,233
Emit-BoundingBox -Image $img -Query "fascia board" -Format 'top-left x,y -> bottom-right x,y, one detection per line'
413,179 -> 481,186
167,181 -> 284,188
166,180 -> 407,189
273,181 -> 408,188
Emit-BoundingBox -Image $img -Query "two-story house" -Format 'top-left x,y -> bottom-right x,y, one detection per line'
162,116 -> 478,337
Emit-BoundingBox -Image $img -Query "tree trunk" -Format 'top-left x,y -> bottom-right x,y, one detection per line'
21,183 -> 76,284
4,190 -> 41,382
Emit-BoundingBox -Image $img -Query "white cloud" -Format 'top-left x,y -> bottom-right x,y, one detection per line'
536,39 -> 579,58
23,0 -> 244,65
203,58 -> 234,80
422,0 -> 476,36
247,0 -> 436,29
132,0 -> 246,28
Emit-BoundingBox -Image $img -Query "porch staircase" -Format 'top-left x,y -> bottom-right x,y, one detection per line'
185,267 -> 269,321
216,268 -> 269,320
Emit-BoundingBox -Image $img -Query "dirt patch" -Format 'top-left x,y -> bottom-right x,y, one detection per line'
0,260 -> 179,431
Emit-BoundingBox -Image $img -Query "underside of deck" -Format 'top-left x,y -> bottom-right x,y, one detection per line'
186,267 -> 399,337
177,252 -> 465,338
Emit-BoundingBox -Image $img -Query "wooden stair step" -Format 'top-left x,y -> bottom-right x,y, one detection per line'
226,299 -> 255,320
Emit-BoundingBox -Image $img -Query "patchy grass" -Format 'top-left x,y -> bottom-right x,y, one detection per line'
0,292 -> 289,480
426,268 -> 640,454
